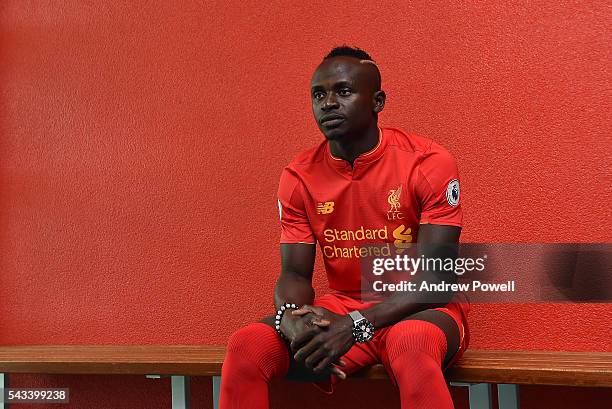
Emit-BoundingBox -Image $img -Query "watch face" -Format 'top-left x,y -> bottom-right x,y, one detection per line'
353,319 -> 375,343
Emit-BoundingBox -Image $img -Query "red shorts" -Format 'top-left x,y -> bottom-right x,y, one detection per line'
308,291 -> 470,393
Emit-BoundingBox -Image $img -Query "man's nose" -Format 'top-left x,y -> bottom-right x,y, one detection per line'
322,93 -> 339,110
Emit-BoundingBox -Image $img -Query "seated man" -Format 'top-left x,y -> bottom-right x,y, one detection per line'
220,46 -> 470,409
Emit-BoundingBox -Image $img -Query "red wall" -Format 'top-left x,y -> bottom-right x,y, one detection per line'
1,1 -> 610,408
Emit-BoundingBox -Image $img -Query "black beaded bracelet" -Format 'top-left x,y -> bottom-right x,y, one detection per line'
275,303 -> 298,340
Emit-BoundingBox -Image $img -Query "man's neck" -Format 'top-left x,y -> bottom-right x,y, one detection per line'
328,123 -> 380,167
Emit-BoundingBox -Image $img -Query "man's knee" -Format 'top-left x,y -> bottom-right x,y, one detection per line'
385,320 -> 447,364
254,317 -> 329,382
224,323 -> 290,380
227,322 -> 282,354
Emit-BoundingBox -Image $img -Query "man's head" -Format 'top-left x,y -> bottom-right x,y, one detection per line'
311,46 -> 386,140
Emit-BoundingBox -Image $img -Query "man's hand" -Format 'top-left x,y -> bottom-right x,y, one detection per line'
280,310 -> 328,341
280,310 -> 347,379
290,305 -> 355,375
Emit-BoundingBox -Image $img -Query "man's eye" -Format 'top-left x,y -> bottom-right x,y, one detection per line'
313,92 -> 325,100
339,89 -> 351,96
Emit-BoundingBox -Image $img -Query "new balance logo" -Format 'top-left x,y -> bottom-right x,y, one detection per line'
317,201 -> 335,215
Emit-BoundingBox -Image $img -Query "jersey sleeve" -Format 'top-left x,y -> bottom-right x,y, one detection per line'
277,168 -> 316,244
415,142 -> 463,227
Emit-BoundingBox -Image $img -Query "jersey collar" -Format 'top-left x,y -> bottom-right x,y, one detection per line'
326,127 -> 387,170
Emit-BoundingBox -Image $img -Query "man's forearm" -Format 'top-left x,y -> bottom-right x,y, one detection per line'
274,270 -> 315,308
274,271 -> 319,341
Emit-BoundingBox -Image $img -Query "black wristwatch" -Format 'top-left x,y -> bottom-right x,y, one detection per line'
348,311 -> 375,343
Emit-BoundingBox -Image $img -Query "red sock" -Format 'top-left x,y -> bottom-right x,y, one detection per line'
219,323 -> 290,409
385,320 -> 454,409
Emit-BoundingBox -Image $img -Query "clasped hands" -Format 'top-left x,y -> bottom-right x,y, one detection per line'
286,305 -> 355,380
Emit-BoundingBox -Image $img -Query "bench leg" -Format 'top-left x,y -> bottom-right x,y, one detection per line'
171,376 -> 190,409
498,384 -> 520,409
1,373 -> 7,409
212,376 -> 221,409
450,382 -> 492,409
468,383 -> 492,409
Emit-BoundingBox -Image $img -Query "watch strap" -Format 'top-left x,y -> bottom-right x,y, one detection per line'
348,310 -> 365,323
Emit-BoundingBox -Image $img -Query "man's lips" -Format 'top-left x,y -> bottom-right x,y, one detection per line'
320,115 -> 345,125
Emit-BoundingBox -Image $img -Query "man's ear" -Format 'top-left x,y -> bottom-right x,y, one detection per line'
373,90 -> 386,113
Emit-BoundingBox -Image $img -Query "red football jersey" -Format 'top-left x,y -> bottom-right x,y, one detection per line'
278,127 -> 462,294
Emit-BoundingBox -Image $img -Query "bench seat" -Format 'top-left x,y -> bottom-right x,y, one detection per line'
1,346 -> 610,387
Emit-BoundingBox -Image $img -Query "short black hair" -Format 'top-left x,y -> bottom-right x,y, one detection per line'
323,46 -> 381,91
324,46 -> 375,62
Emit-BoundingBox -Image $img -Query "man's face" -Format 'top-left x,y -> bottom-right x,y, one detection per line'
310,57 -> 380,140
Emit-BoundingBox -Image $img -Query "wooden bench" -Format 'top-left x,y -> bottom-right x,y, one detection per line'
0,346 -> 610,409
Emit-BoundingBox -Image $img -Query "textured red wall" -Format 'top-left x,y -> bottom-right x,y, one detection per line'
1,1 -> 610,408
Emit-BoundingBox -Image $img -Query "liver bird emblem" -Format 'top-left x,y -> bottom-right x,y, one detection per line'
388,185 -> 402,211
